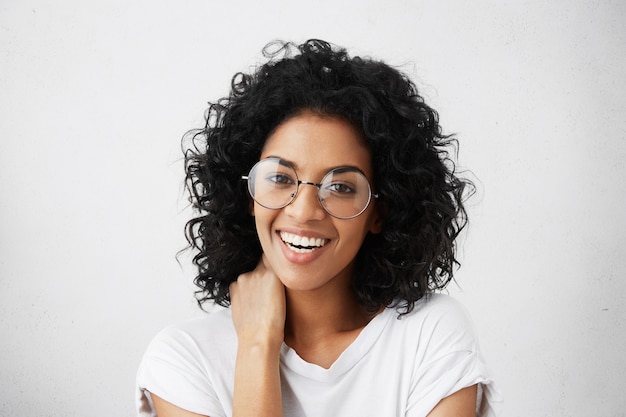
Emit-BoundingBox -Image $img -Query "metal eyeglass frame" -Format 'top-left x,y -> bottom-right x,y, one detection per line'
241,157 -> 379,219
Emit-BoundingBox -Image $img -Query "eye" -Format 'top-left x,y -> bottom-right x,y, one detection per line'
326,182 -> 356,194
266,173 -> 295,185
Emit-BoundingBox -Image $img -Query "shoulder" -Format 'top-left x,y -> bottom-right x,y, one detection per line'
385,294 -> 479,353
394,294 -> 473,326
136,308 -> 236,416
140,308 -> 237,373
154,308 -> 235,345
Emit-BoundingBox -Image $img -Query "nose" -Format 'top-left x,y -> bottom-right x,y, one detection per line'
284,182 -> 326,221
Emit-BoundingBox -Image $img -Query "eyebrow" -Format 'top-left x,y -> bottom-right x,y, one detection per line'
263,155 -> 366,175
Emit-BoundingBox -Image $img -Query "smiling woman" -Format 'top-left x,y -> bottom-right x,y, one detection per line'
136,39 -> 502,417
252,112 -> 382,294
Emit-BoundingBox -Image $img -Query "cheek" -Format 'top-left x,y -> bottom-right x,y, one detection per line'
339,222 -> 371,250
253,207 -> 275,246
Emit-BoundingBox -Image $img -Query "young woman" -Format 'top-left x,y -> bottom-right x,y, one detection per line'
136,39 -> 501,417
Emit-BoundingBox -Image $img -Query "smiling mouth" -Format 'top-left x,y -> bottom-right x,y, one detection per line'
279,232 -> 329,253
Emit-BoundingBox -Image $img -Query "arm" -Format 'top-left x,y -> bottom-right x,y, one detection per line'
426,385 -> 477,417
231,338 -> 283,417
229,255 -> 286,417
151,394 -> 208,417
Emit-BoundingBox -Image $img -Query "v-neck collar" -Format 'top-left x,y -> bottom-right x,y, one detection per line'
279,306 -> 394,382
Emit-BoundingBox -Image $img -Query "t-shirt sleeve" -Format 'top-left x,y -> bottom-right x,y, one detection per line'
136,324 -> 226,417
406,296 -> 502,417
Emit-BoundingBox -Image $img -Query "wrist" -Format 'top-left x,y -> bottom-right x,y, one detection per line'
237,331 -> 284,355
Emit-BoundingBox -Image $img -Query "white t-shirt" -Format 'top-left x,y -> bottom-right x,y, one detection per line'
136,294 -> 501,416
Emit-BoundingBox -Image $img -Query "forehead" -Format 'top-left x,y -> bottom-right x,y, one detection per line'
260,112 -> 373,177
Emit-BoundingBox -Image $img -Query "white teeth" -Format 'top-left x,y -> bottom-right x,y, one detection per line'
280,232 -> 327,253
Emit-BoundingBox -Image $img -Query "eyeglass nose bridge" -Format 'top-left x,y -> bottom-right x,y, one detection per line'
289,180 -> 324,201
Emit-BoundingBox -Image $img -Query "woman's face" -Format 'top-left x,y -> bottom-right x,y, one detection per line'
253,111 -> 382,293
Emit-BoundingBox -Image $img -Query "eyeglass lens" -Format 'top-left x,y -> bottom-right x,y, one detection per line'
246,158 -> 374,219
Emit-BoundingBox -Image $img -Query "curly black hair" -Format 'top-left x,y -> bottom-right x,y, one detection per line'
183,39 -> 473,314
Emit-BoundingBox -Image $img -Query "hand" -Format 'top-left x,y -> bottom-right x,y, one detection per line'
230,255 -> 286,350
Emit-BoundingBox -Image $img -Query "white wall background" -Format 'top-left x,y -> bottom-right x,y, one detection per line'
1,1 -> 624,416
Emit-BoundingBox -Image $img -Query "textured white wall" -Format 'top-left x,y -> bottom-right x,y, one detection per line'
1,1 -> 625,416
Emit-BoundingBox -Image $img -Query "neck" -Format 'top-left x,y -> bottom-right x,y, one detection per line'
283,281 -> 373,346
282,283 -> 381,369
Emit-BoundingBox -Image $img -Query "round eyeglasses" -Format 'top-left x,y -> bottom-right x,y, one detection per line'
242,157 -> 379,219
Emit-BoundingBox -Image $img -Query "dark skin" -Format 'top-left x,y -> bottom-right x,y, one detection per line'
151,113 -> 477,417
